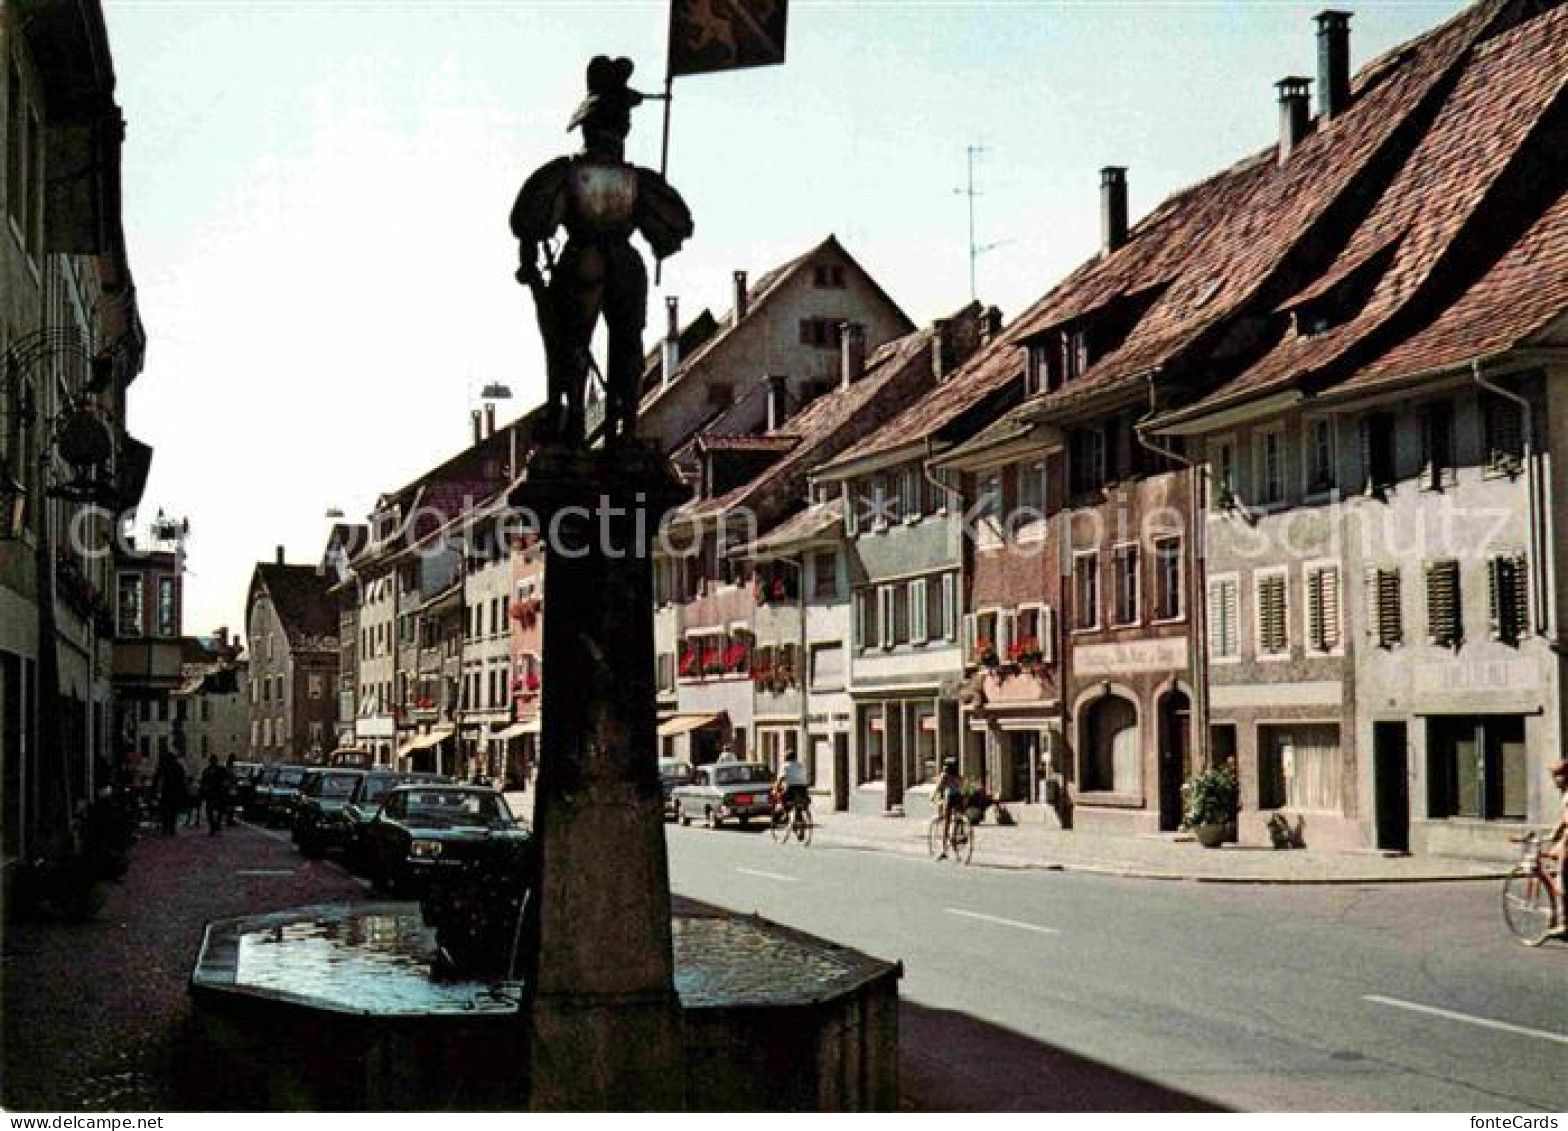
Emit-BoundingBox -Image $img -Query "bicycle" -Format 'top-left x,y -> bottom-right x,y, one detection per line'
1502,831 -> 1563,947
927,808 -> 975,865
770,798 -> 813,846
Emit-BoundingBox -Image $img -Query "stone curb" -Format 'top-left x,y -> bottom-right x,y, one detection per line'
807,828 -> 1511,886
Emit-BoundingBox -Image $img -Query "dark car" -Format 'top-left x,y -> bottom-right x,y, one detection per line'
255,764 -> 309,826
230,762 -> 260,813
361,784 -> 527,895
291,768 -> 367,857
342,770 -> 448,870
670,761 -> 775,828
658,757 -> 693,820
245,764 -> 279,820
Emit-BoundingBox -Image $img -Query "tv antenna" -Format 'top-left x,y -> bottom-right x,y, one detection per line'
953,144 -> 1011,303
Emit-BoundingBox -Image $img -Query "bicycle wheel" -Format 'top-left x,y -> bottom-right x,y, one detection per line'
770,808 -> 790,845
951,817 -> 975,865
795,810 -> 814,847
1502,869 -> 1555,944
927,816 -> 944,858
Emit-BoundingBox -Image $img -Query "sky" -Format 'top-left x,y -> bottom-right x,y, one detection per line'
105,0 -> 1468,640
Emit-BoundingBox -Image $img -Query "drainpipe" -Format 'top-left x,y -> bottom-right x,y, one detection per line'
1135,372 -> 1211,768
1472,358 -> 1547,636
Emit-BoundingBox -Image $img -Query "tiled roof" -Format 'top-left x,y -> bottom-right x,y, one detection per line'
696,434 -> 801,453
680,308 -> 978,523
1014,0 -> 1525,424
737,498 -> 845,558
252,563 -> 337,650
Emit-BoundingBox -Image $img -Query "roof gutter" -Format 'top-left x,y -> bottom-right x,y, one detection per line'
1134,370 -> 1210,768
1471,354 -> 1548,638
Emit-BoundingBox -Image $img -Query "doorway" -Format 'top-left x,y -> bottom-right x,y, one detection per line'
832,733 -> 849,812
1373,721 -> 1409,852
1156,689 -> 1191,831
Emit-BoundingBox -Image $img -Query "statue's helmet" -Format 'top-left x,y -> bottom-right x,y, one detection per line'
568,56 -> 643,137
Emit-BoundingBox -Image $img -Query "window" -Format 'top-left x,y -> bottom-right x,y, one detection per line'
1487,554 -> 1529,646
1304,564 -> 1341,653
308,674 -> 324,699
1483,396 -> 1524,476
1112,544 -> 1139,625
1153,537 -> 1182,620
899,466 -> 923,520
1259,725 -> 1341,813
1427,715 -> 1527,821
892,584 -> 910,645
1255,571 -> 1288,657
1420,402 -> 1454,489
799,318 -> 841,348
1305,417 -> 1336,495
1208,577 -> 1240,659
154,576 -> 177,636
854,590 -> 874,651
1069,428 -> 1106,495
974,472 -> 1002,548
811,551 -> 837,600
810,644 -> 843,688
1015,459 -> 1046,529
1073,553 -> 1099,631
1425,559 -> 1462,647
1365,567 -> 1403,649
1256,427 -> 1285,506
1081,694 -> 1137,794
1210,439 -> 1237,508
117,574 -> 144,637
1362,412 -> 1396,493
909,580 -> 928,644
877,585 -> 895,650
1024,344 -> 1053,396
935,573 -> 955,641
812,264 -> 845,288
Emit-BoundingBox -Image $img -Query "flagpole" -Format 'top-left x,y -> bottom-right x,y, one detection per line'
656,72 -> 673,284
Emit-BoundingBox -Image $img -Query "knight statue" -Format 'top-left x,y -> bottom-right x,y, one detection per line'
511,56 -> 694,446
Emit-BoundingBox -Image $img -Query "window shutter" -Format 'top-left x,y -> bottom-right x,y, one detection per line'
1041,605 -> 1058,663
1487,557 -> 1503,641
1365,567 -> 1403,648
962,612 -> 977,656
1425,560 -> 1461,647
1258,574 -> 1287,654
910,580 -> 927,644
1511,554 -> 1529,642
1306,567 -> 1340,652
1359,418 -> 1374,494
879,586 -> 895,650
943,574 -> 958,641
999,610 -> 1016,658
1488,554 -> 1529,645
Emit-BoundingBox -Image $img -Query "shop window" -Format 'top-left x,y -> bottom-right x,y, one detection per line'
1427,715 -> 1526,821
1259,725 -> 1341,812
1082,694 -> 1138,794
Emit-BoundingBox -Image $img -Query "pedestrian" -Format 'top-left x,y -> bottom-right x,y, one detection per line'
150,751 -> 186,837
182,770 -> 202,828
199,755 -> 231,836
716,742 -> 738,764
224,754 -> 242,826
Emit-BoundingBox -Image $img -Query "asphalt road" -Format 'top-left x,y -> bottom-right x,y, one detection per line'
666,823 -> 1568,1113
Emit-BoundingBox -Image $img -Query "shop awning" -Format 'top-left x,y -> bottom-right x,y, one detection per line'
493,718 -> 540,740
398,726 -> 454,755
657,713 -> 721,738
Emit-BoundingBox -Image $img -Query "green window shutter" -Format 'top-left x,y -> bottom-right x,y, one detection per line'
1426,560 -> 1461,648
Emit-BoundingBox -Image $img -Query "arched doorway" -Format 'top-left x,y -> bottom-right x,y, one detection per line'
1081,693 -> 1138,795
1156,688 -> 1191,831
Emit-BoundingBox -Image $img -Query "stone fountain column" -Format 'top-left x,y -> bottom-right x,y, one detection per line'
512,443 -> 688,1111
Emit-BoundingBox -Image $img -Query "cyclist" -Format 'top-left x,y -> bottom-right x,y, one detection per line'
776,750 -> 811,825
1545,759 -> 1568,940
935,757 -> 964,860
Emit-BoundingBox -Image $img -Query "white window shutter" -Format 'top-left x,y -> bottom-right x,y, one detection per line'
943,574 -> 958,641
1041,605 -> 1057,663
962,612 -> 977,656
999,611 -> 1015,658
910,581 -> 927,644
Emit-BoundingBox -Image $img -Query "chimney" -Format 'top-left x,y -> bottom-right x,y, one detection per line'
766,375 -> 790,431
732,270 -> 749,324
1316,11 -> 1352,121
484,402 -> 497,437
930,318 -> 949,382
662,295 -> 680,387
471,409 -> 483,446
839,322 -> 866,389
1100,166 -> 1129,257
980,305 -> 1004,345
1277,77 -> 1312,163
275,545 -> 285,565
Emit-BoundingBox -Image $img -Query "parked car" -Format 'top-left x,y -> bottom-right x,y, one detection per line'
658,758 -> 693,820
255,764 -> 308,826
360,784 -> 528,895
292,768 -> 368,857
229,762 -> 260,813
326,747 -> 375,769
670,761 -> 774,829
342,770 -> 449,870
245,764 -> 279,820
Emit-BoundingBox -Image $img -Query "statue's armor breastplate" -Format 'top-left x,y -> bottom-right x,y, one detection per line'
564,157 -> 639,240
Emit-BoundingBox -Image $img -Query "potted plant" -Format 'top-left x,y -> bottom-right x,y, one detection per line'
1181,762 -> 1238,848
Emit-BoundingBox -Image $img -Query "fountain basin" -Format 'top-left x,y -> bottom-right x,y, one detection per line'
188,900 -> 899,1110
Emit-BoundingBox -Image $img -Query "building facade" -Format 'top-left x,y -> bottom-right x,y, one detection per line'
245,552 -> 338,763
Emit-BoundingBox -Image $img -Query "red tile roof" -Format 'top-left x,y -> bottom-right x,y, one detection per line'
251,563 -> 338,651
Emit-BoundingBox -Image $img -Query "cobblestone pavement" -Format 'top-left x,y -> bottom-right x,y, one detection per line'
799,805 -> 1512,883
1,819 -> 365,1112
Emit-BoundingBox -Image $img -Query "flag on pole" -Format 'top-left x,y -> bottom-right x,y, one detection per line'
667,0 -> 788,78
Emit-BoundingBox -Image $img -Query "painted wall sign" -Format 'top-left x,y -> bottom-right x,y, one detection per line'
1073,638 -> 1188,677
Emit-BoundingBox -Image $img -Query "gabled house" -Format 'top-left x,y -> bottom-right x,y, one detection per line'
630,235 -> 915,459
246,549 -> 339,763
1142,0 -> 1568,855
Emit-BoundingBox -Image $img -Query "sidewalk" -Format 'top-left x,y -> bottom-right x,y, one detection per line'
805,805 -> 1512,884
